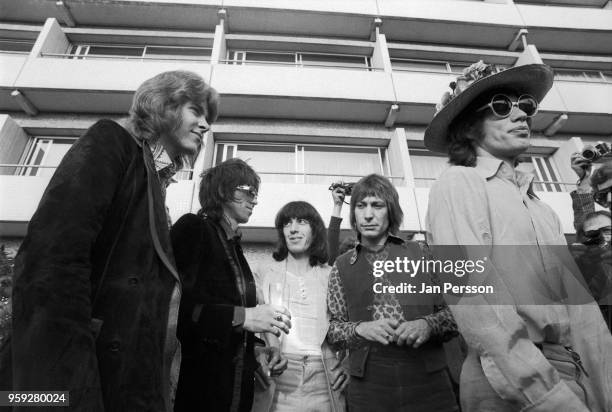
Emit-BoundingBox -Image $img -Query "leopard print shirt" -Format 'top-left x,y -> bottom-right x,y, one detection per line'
327,244 -> 458,350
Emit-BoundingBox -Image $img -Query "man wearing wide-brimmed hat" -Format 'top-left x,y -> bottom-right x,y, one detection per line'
425,61 -> 612,412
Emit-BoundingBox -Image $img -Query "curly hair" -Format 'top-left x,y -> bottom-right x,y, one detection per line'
125,70 -> 219,169
197,158 -> 260,222
349,174 -> 403,236
272,201 -> 328,267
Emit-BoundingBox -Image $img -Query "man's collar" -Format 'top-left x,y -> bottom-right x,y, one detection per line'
153,150 -> 176,173
475,155 -> 537,197
474,156 -> 505,180
349,233 -> 403,265
220,214 -> 242,241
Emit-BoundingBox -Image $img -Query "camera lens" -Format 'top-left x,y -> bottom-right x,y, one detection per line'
582,146 -> 598,161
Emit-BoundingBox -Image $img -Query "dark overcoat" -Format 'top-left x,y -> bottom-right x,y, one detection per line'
11,120 -> 181,411
171,214 -> 258,412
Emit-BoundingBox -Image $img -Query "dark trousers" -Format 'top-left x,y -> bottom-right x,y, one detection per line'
347,344 -> 459,412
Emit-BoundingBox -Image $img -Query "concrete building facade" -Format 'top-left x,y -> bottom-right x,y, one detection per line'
1,0 -> 611,255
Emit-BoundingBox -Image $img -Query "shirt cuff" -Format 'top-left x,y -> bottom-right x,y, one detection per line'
417,308 -> 458,342
232,306 -> 245,331
350,321 -> 367,346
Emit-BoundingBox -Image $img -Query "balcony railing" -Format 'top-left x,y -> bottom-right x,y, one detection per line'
0,164 -> 195,180
0,50 -> 30,55
39,52 -> 212,62
0,165 -> 404,183
219,59 -> 381,71
414,177 -> 576,192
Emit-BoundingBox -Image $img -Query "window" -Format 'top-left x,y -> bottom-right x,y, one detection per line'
86,45 -> 143,57
227,50 -> 371,70
0,38 -> 35,53
19,137 -> 76,177
300,52 -> 371,70
69,44 -> 211,61
215,142 -> 388,184
302,146 -> 386,184
17,137 -> 196,181
409,149 -> 450,188
230,50 -> 296,65
145,46 -> 211,60
216,144 -> 296,183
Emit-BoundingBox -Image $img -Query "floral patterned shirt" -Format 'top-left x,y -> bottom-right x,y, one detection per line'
326,237 -> 458,350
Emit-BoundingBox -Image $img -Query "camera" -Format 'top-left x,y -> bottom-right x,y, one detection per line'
582,142 -> 612,162
329,182 -> 355,196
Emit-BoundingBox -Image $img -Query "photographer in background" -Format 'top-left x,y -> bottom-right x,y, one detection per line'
570,150 -> 612,332
570,151 -> 596,243
576,210 -> 612,332
591,161 -> 612,210
570,148 -> 612,236
328,182 -> 358,264
570,144 -> 612,242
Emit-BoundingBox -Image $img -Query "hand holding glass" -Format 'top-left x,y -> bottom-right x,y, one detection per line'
269,282 -> 291,338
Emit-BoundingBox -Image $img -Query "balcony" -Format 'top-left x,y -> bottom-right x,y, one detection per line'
1,0 -> 222,31
222,0 -> 377,39
0,174 -> 51,236
0,168 -> 197,236
392,69 -> 453,125
210,62 -> 395,122
13,54 -> 212,113
517,4 -> 612,54
0,52 -> 28,111
379,0 -> 524,48
529,83 -> 568,132
0,165 -> 581,239
553,78 -> 612,134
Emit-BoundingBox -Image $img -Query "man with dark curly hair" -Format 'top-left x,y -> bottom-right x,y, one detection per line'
171,158 -> 291,412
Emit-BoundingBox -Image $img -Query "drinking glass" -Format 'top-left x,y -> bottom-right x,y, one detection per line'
269,282 -> 290,341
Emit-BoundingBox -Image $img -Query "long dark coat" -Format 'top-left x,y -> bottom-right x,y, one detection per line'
11,120 -> 181,411
171,214 -> 258,412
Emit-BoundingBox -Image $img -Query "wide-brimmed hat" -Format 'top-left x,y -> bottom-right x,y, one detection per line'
424,61 -> 554,154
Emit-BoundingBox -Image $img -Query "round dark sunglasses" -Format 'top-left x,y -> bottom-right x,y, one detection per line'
235,184 -> 258,198
476,94 -> 538,118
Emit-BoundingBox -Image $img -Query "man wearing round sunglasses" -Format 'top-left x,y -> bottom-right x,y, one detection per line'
424,61 -> 612,411
582,211 -> 612,247
575,210 -> 612,333
171,159 -> 291,412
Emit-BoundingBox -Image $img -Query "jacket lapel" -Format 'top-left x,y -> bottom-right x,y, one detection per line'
142,143 -> 181,284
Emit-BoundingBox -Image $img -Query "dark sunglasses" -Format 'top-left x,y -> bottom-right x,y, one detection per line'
584,226 -> 611,240
235,184 -> 258,198
476,94 -> 538,118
